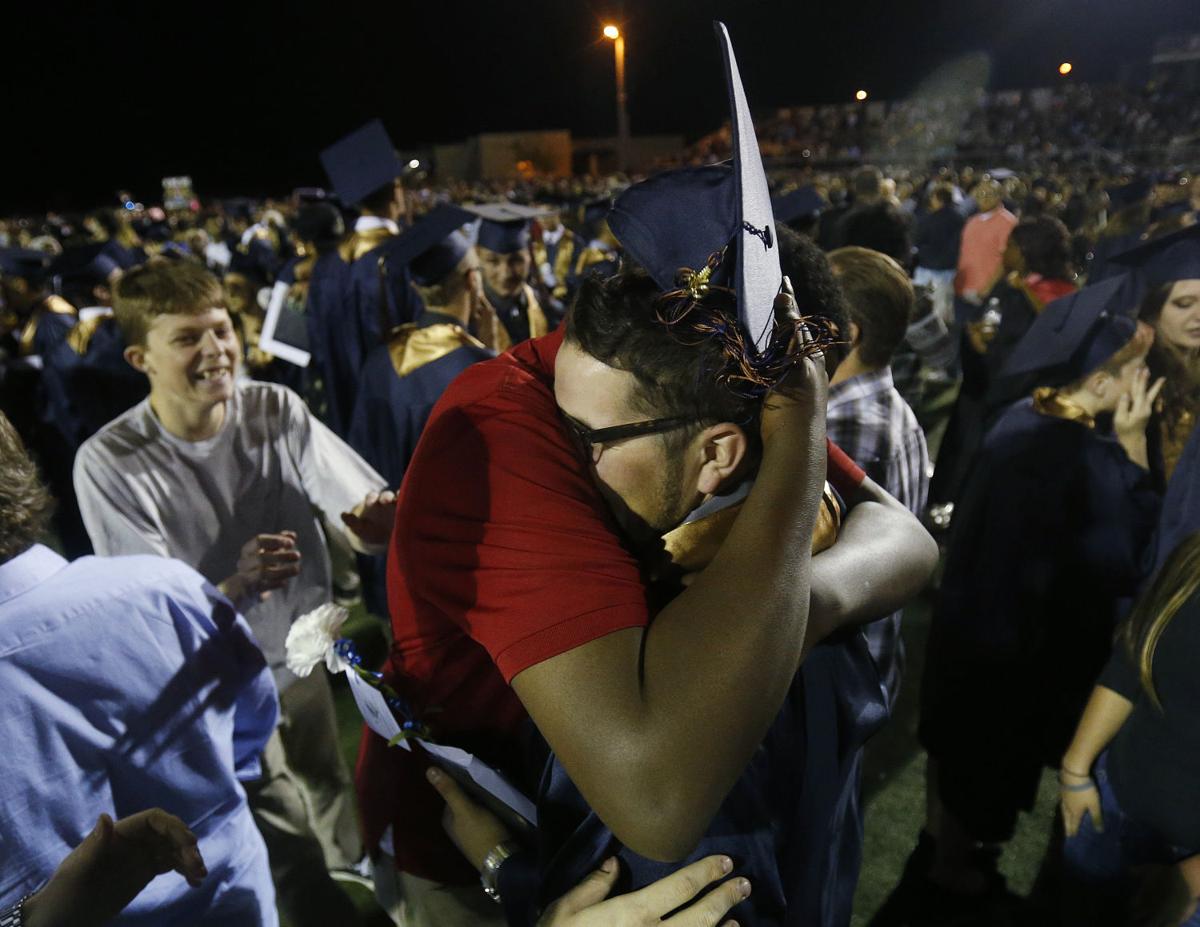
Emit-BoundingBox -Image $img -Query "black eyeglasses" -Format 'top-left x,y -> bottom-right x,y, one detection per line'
561,414 -> 697,463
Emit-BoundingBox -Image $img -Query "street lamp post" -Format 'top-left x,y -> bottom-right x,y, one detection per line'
604,25 -> 630,173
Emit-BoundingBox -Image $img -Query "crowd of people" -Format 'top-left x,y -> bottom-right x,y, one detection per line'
688,77 -> 1200,166
2,28 -> 1199,927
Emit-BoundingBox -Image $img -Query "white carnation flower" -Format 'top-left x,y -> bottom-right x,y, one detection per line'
285,603 -> 350,677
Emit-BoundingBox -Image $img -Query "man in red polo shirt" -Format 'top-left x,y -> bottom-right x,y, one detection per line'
356,303 -> 936,925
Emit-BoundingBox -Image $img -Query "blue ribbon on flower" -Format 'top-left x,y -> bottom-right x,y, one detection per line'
335,637 -> 433,745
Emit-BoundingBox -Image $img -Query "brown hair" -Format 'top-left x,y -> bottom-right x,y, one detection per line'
1139,282 -> 1200,438
0,412 -> 54,564
113,259 -> 227,346
827,246 -> 915,368
1118,531 -> 1200,709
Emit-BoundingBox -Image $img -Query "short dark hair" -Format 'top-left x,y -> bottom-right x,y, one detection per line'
359,179 -> 401,215
0,412 -> 54,564
564,271 -> 757,436
776,224 -> 850,341
852,166 -> 884,201
1010,216 -> 1072,280
827,246 -> 914,368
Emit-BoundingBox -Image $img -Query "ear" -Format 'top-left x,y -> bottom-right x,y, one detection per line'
1084,369 -> 1111,399
124,343 -> 149,374
695,423 -> 749,496
848,320 -> 863,346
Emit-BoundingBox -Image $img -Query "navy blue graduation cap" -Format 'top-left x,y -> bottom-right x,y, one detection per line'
384,205 -> 478,286
1109,222 -> 1200,287
772,187 -> 825,225
472,203 -> 545,255
319,120 -> 404,207
0,248 -> 53,282
48,242 -> 121,287
1002,273 -> 1140,381
608,21 -> 781,354
1106,178 -> 1152,212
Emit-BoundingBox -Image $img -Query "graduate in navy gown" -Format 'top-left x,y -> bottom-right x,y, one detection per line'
348,205 -> 495,489
895,284 -> 1164,919
311,120 -> 422,436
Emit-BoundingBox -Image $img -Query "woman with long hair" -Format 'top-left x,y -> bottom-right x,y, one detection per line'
1138,278 -> 1200,482
1060,531 -> 1200,926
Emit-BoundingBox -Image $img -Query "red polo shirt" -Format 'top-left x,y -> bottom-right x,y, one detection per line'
355,328 -> 865,883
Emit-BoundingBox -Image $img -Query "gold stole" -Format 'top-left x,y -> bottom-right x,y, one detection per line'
533,234 -> 577,300
1031,387 -> 1096,429
660,482 -> 844,574
387,322 -> 488,378
67,315 -> 106,355
338,226 -> 396,263
486,284 -> 548,354
20,295 -> 77,356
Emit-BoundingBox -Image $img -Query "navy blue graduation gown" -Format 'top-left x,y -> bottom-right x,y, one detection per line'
921,397 -> 1161,807
514,632 -> 886,927
347,312 -> 493,490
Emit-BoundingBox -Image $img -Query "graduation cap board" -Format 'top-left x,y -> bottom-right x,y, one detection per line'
1108,222 -> 1200,287
0,248 -> 53,282
471,202 -> 550,255
48,242 -> 121,287
319,120 -> 404,207
1002,273 -> 1140,381
607,22 -> 781,353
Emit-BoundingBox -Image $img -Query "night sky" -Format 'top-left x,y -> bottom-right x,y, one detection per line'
7,0 -> 1197,212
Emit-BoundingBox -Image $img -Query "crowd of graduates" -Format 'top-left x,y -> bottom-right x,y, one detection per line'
2,60 -> 1200,927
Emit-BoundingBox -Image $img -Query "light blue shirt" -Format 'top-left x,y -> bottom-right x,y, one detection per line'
0,545 -> 279,925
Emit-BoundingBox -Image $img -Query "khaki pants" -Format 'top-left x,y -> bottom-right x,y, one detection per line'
373,855 -> 506,927
246,670 -> 363,927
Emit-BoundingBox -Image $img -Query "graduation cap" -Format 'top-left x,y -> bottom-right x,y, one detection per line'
472,202 -> 546,255
1002,274 -> 1140,381
319,119 -> 404,207
382,204 -> 478,286
1106,177 -> 1152,212
1108,222 -> 1200,287
607,21 -> 782,354
48,242 -> 121,288
0,248 -> 53,282
772,186 -> 825,225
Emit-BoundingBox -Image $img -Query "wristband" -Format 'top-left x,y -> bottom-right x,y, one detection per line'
1058,778 -> 1096,792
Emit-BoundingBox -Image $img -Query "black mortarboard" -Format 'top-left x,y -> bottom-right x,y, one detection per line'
1002,274 -> 1140,380
382,204 -> 477,286
48,242 -> 121,287
1106,178 -> 1152,212
772,187 -> 825,224
319,120 -> 404,207
0,248 -> 53,282
608,21 -> 780,352
472,203 -> 544,254
1109,222 -> 1200,286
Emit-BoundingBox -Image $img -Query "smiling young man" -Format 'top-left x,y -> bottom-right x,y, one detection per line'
73,259 -> 393,927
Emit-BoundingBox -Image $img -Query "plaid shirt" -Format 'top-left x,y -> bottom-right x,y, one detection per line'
827,366 -> 930,708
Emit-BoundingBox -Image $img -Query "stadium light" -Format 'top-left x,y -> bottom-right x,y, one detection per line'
855,89 -> 868,102
603,24 -> 629,170
1059,62 -> 1073,76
